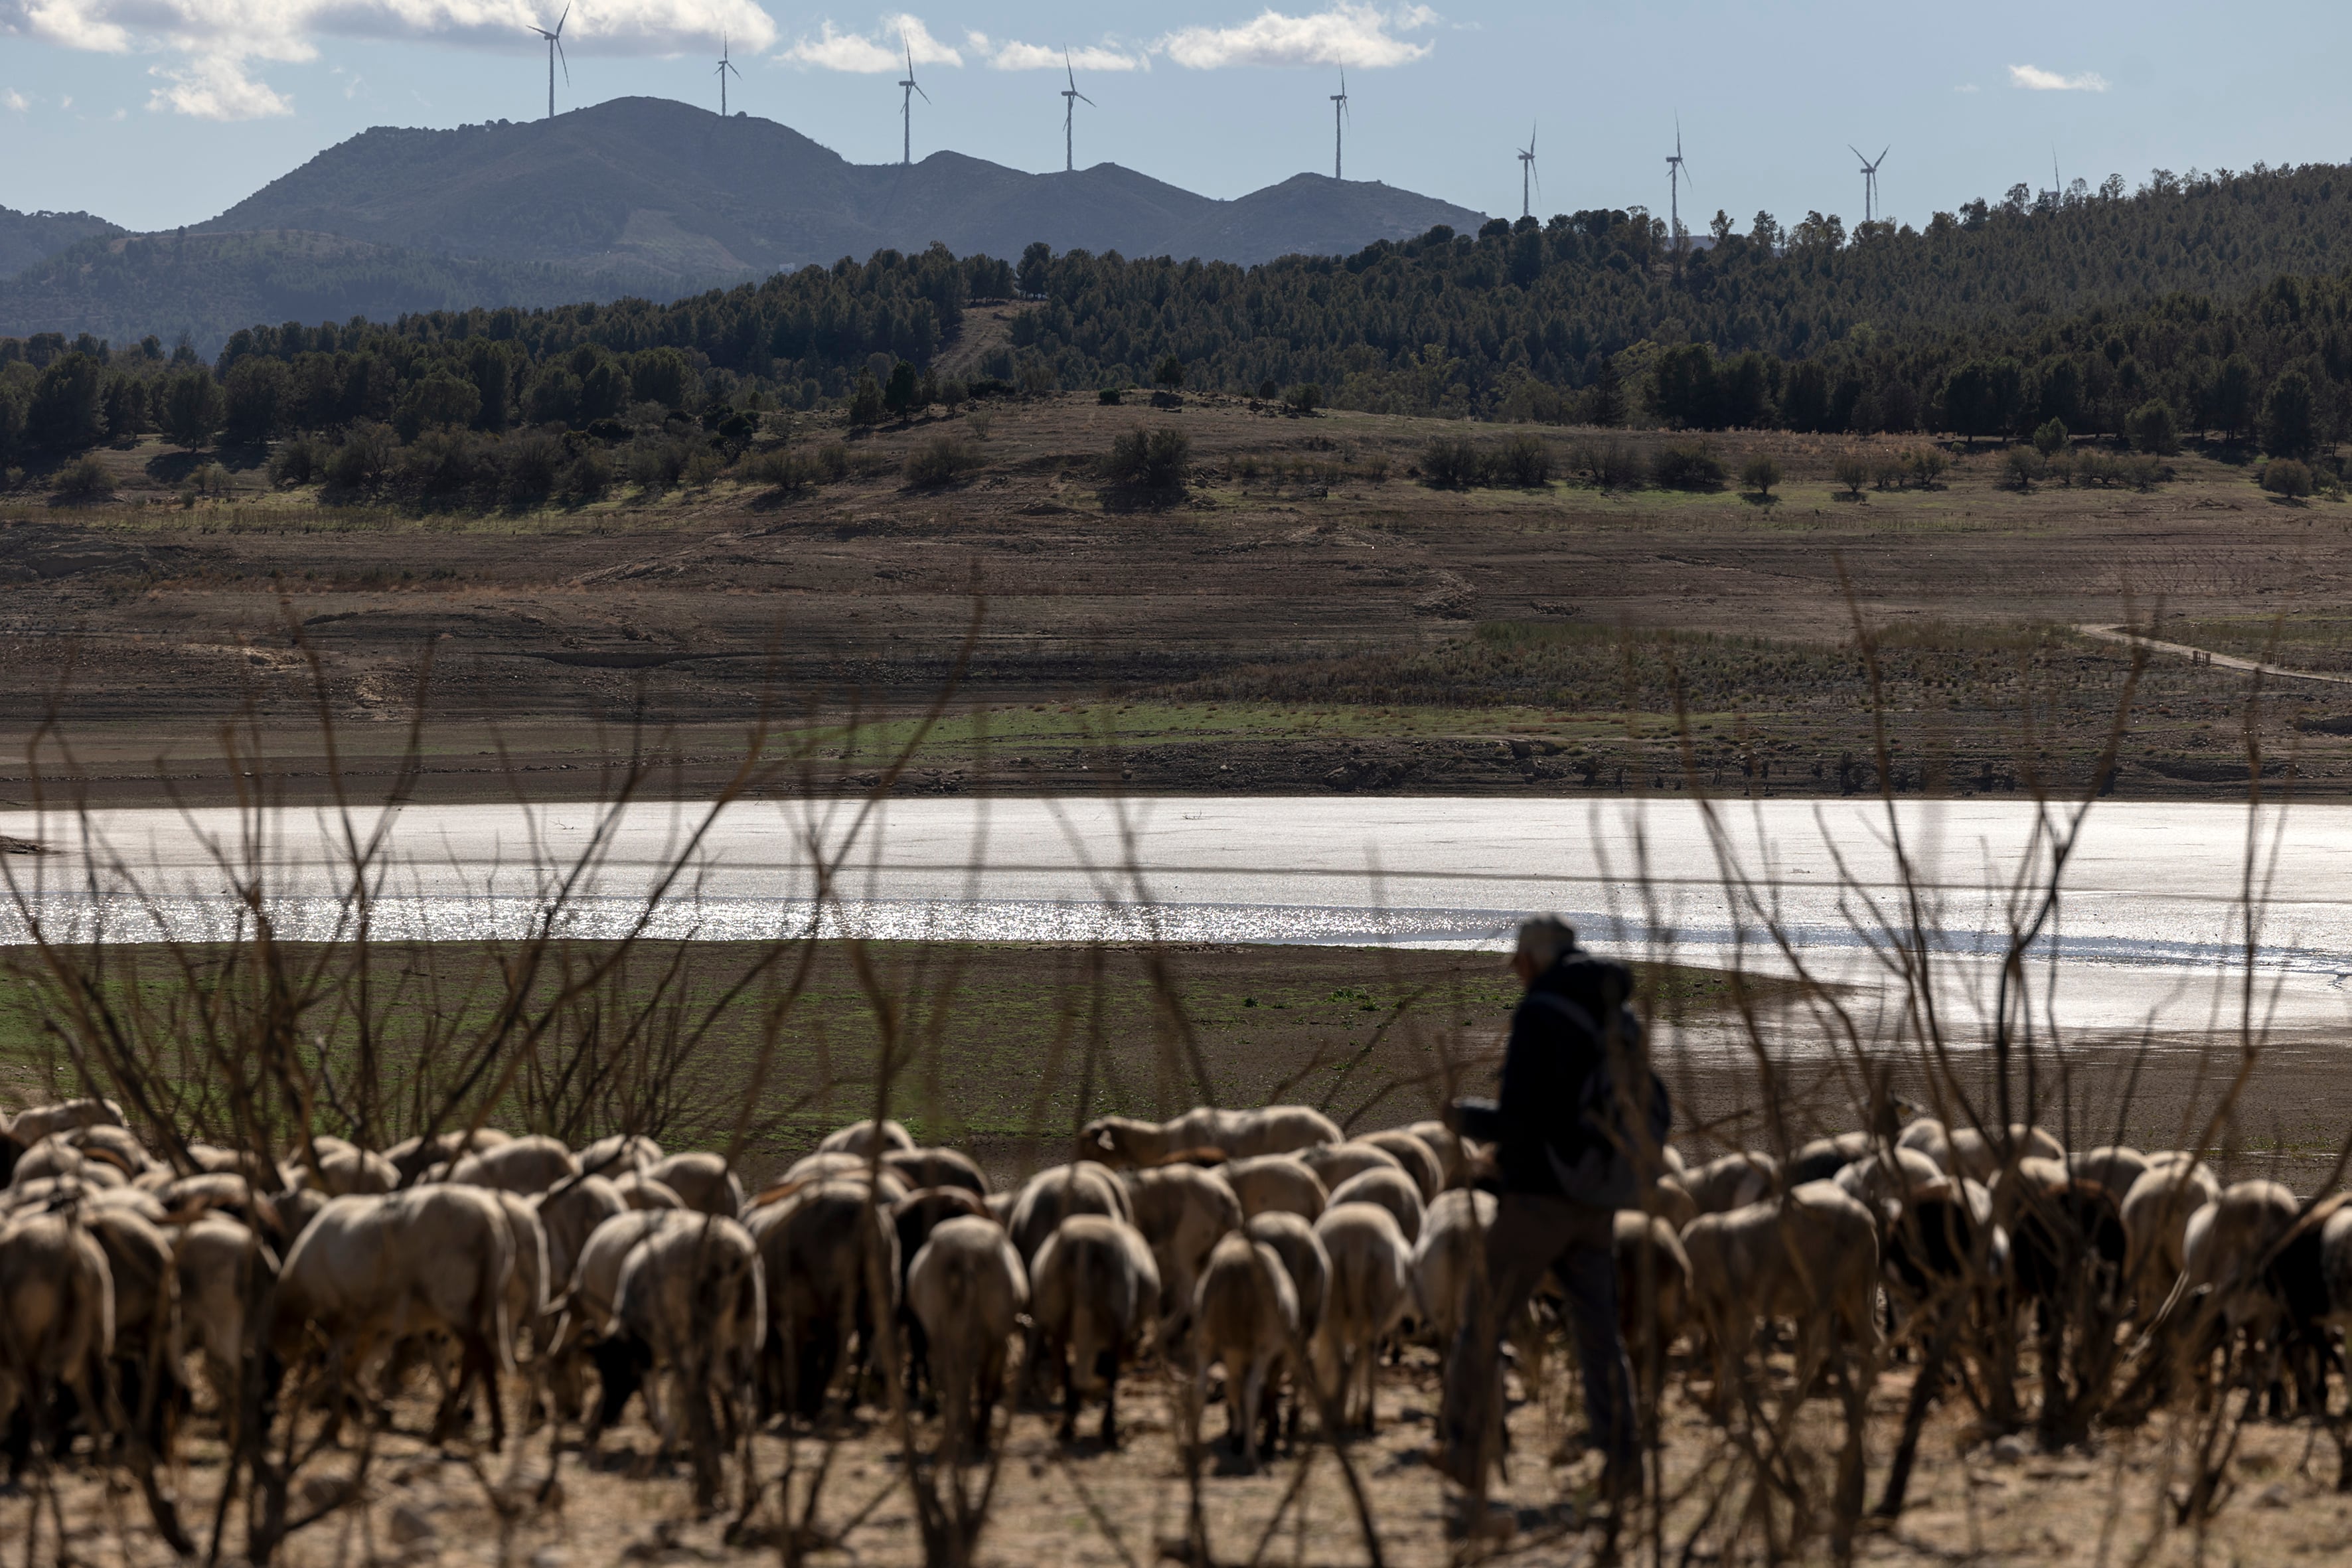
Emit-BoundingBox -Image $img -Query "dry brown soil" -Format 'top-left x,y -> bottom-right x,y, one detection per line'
3,399 -> 2347,809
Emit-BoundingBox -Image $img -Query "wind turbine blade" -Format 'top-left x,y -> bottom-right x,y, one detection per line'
557,38 -> 568,85
555,3 -> 568,37
915,82 -> 930,104
1849,143 -> 1865,165
1529,123 -> 1536,154
1076,92 -> 1095,107
1878,145 -> 1890,167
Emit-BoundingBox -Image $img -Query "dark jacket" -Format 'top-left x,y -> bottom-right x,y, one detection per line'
1456,949 -> 1637,1197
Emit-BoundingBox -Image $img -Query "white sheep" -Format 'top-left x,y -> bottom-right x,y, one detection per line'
906,1215 -> 1027,1455
1193,1232 -> 1298,1466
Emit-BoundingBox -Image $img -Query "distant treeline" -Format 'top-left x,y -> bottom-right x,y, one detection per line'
1,161 -> 2350,475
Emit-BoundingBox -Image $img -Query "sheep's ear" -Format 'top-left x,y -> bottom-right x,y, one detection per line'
1094,1129 -> 1115,1152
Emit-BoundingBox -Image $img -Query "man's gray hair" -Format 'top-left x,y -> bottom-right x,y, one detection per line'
1513,915 -> 1577,969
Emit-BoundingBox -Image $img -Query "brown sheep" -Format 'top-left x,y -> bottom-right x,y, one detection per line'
1296,1140 -> 1404,1192
751,1180 -> 898,1421
907,1216 -> 1028,1455
883,1146 -> 989,1196
1359,1130 -> 1445,1201
816,1119 -> 917,1157
1193,1233 -> 1298,1466
449,1134 -> 579,1196
1312,1202 -> 1411,1433
577,1133 -> 663,1178
1028,1213 -> 1160,1446
645,1151 -> 745,1217
1121,1164 -> 1243,1346
1079,1106 -> 1340,1169
1220,1155 -> 1328,1223
0,1213 -> 115,1473
1612,1210 -> 1691,1366
611,1214 -> 766,1506
1324,1166 -> 1425,1244
1007,1161 -> 1132,1263
1681,1180 -> 1882,1421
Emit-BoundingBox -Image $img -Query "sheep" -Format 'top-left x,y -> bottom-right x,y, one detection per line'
1401,1120 -> 1467,1187
610,1214 -> 765,1504
11,1138 -> 125,1190
1121,1164 -> 1243,1345
1788,1131 -> 1877,1186
1247,1212 -> 1330,1342
0,1213 -> 115,1475
384,1127 -> 510,1183
882,1146 -> 988,1196
2180,1179 -> 2299,1335
2121,1159 -> 2224,1310
1312,1202 -> 1411,1433
906,1216 -> 1027,1455
532,1174 -> 625,1296
2070,1145 -> 2152,1198
85,1207 -> 183,1468
1324,1166 -> 1425,1245
577,1133 -> 663,1178
1613,1210 -> 1691,1366
1359,1130 -> 1444,1201
644,1151 -> 744,1218
1027,1213 -> 1160,1446
1649,1174 -> 1699,1231
1079,1106 -> 1340,1170
1193,1233 -> 1298,1466
172,1215 -> 278,1423
762,1153 -> 912,1212
559,1210 -> 696,1433
613,1172 -> 686,1212
1219,1155 -> 1327,1223
753,1180 -> 898,1421
1296,1140 -> 1404,1192
1896,1117 -> 1954,1174
1946,1124 -> 2066,1183
285,1139 -> 398,1197
450,1134 -> 579,1196
1682,1151 -> 1777,1215
1681,1180 -> 1882,1421
1408,1188 -> 1496,1350
1832,1146 -> 1948,1220
273,1185 -> 518,1449
492,1190 -> 554,1360
817,1119 -> 916,1157
890,1188 -> 991,1390
159,1172 -> 278,1236
1007,1161 -> 1133,1263
5,1097 -> 126,1146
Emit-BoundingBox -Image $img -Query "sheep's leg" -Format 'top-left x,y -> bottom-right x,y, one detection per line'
1099,1350 -> 1121,1449
1057,1342 -> 1079,1443
977,1338 -> 1007,1452
1240,1360 -> 1266,1467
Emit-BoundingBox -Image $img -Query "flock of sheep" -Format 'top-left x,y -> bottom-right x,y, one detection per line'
0,1089 -> 2343,1528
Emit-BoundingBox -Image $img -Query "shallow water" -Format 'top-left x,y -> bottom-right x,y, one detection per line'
4,795 -> 2348,1035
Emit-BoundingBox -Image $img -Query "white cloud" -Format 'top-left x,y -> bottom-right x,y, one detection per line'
2008,63 -> 2108,92
1,88 -> 26,110
1,0 -> 777,118
966,33 -> 1141,72
148,54 -> 291,118
1952,82 -> 1978,93
1158,3 -> 1435,69
782,14 -> 959,72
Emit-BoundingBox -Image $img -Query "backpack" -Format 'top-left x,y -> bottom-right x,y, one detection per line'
1522,985 -> 1674,1210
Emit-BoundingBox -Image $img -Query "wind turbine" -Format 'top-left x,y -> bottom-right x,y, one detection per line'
1060,49 -> 1093,173
1517,124 -> 1539,220
1330,70 -> 1348,181
897,36 -> 928,167
1666,116 -> 1691,250
716,34 -> 741,118
1850,144 -> 1888,224
527,4 -> 569,122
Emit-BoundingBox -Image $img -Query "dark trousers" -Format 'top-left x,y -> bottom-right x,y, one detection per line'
1439,1191 -> 1636,1489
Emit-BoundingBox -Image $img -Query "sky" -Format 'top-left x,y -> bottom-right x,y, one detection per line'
0,1 -> 2346,237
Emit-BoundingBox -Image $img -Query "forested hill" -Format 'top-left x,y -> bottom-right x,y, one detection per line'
0,206 -> 122,279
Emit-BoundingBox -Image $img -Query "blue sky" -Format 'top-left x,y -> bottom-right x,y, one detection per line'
0,1 -> 2344,238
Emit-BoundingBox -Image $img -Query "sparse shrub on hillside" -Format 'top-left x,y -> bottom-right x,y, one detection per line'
2262,457 -> 2314,498
2126,399 -> 2179,455
1571,439 -> 1643,492
846,370 -> 886,426
499,430 -> 564,506
629,435 -> 695,491
1651,443 -> 1725,491
2003,447 -> 2046,490
562,443 -> 614,503
2033,417 -> 2070,457
1098,386 -> 1123,406
1283,383 -> 1324,415
1741,453 -> 1782,497
1833,452 -> 1868,496
189,461 -> 233,496
1902,447 -> 1948,488
1103,427 -> 1190,490
269,435 -> 324,487
905,434 -> 984,487
683,445 -> 726,487
53,453 -> 110,498
1421,435 -> 1482,487
1492,434 -> 1550,487
325,422 -> 396,490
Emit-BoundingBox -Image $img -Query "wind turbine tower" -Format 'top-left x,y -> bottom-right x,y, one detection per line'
1851,144 -> 1888,224
1666,117 -> 1692,249
527,4 -> 569,121
1518,125 -> 1539,220
898,37 -> 928,166
1060,50 -> 1094,173
1330,70 -> 1349,180
716,35 -> 740,118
